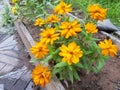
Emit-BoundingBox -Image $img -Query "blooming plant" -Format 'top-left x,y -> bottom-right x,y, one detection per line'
12,0 -> 118,87
11,0 -> 60,21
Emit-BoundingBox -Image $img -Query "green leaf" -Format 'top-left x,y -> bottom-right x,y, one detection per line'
54,48 -> 60,54
52,68 -> 63,77
75,63 -> 84,68
68,65 -> 73,71
43,55 -> 53,64
30,58 -> 41,63
91,38 -> 100,41
97,59 -> 105,71
84,51 -> 93,55
55,62 -> 67,68
73,69 -> 80,81
48,44 -> 55,55
68,69 -> 74,83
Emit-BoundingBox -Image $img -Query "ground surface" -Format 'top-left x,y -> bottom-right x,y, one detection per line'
0,1 -> 33,90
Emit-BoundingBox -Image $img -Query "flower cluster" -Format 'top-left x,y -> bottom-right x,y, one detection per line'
29,1 -> 118,87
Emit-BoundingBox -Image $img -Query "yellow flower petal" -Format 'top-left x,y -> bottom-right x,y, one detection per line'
46,14 -> 60,23
59,42 -> 83,65
60,20 -> 82,38
40,28 -> 59,45
88,4 -> 107,21
30,41 -> 49,58
54,1 -> 72,15
98,39 -> 118,57
34,18 -> 44,26
85,22 -> 98,34
32,64 -> 51,87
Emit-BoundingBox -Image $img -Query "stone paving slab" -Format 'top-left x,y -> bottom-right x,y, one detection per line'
0,0 -> 33,89
10,71 -> 31,90
0,32 -> 33,90
0,84 -> 4,90
0,62 -> 6,71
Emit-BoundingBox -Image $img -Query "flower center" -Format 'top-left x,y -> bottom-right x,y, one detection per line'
94,10 -> 100,14
47,34 -> 52,38
38,48 -> 42,52
68,25 -> 73,30
61,5 -> 65,9
42,73 -> 45,77
69,51 -> 73,54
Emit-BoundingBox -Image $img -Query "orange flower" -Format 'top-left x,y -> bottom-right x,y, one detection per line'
85,22 -> 98,34
60,20 -> 82,38
40,28 -> 60,44
32,64 -> 51,87
98,39 -> 118,57
34,18 -> 44,26
59,42 -> 83,65
30,41 -> 49,58
46,14 -> 60,23
88,4 -> 107,21
54,1 -> 72,15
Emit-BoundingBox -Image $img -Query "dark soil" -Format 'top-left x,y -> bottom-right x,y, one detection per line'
66,54 -> 120,90
24,20 -> 120,90
23,20 -> 41,41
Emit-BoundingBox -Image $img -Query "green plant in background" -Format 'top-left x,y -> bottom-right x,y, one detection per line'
71,0 -> 120,26
12,0 -> 60,21
2,5 -> 14,26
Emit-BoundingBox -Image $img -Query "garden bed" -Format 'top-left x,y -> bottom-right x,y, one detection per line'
5,0 -> 120,89
14,19 -> 120,90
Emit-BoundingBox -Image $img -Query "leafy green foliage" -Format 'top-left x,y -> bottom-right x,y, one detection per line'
13,0 -> 58,21
2,5 -> 14,26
